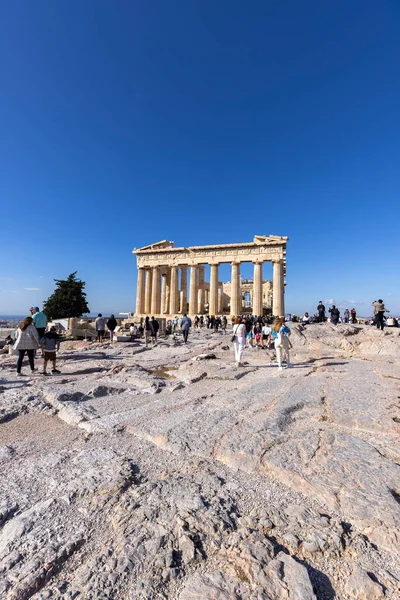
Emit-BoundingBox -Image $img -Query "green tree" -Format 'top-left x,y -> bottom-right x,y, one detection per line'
43,272 -> 90,319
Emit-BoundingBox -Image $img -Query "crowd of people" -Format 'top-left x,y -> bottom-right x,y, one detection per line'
10,296 -> 395,375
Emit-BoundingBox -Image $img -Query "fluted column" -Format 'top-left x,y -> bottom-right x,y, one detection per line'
189,265 -> 198,315
253,261 -> 263,316
209,264 -> 219,316
230,262 -> 241,317
272,259 -> 284,316
165,267 -> 171,314
151,266 -> 161,315
136,267 -> 145,314
180,266 -> 188,313
198,266 -> 205,313
144,269 -> 152,315
160,271 -> 168,314
170,265 -> 179,315
218,285 -> 223,313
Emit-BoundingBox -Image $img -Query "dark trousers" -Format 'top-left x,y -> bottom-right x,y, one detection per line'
318,313 -> 325,322
332,316 -> 339,325
376,312 -> 384,330
17,349 -> 35,373
182,330 -> 189,343
36,327 -> 46,340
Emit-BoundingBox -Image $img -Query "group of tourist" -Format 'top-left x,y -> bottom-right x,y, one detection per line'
231,315 -> 291,369
12,307 -> 61,376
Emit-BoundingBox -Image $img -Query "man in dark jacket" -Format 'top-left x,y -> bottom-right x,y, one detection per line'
180,314 -> 192,343
317,302 -> 325,322
329,305 -> 340,325
150,317 -> 160,344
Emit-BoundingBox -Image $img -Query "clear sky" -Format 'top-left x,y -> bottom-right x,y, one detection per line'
1,0 -> 399,317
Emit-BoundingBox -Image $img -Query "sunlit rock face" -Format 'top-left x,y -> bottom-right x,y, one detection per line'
0,323 -> 399,599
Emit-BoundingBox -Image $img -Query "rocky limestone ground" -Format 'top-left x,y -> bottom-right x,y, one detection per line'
0,324 -> 399,600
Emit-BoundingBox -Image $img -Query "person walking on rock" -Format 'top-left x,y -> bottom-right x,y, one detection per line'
350,308 -> 357,324
343,308 -> 350,324
14,317 -> 40,376
317,301 -> 325,322
372,300 -> 389,331
107,314 -> 118,343
95,313 -> 107,343
272,317 -> 292,371
180,313 -> 192,343
232,316 -> 246,367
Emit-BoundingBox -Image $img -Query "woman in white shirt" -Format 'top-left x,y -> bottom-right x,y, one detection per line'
232,316 -> 246,367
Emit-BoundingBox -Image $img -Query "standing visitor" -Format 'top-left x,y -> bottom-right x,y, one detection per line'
31,307 -> 47,352
329,305 -> 340,325
144,316 -> 152,347
272,317 -> 292,371
150,316 -> 160,344
221,315 -> 227,334
232,316 -> 246,367
317,301 -> 326,322
107,314 -> 118,343
14,317 -> 40,376
343,308 -> 350,323
244,318 -> 253,348
95,313 -> 107,343
181,313 -> 192,343
350,308 -> 357,324
262,322 -> 272,348
41,326 -> 61,375
372,300 -> 389,331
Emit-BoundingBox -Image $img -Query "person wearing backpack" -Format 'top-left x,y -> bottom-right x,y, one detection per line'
272,317 -> 292,371
328,305 -> 340,325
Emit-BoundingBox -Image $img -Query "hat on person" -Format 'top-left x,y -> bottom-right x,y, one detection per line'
35,307 -> 40,311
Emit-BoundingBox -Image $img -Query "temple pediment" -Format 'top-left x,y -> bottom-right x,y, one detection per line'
134,240 -> 175,252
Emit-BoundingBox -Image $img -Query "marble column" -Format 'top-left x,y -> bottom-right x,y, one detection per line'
160,271 -> 168,314
218,285 -> 223,313
151,266 -> 161,315
272,259 -> 284,316
165,267 -> 171,314
180,266 -> 188,314
170,265 -> 179,315
198,266 -> 205,313
209,264 -> 219,315
136,267 -> 145,314
189,265 -> 198,315
144,269 -> 152,315
253,261 -> 263,316
230,262 -> 241,317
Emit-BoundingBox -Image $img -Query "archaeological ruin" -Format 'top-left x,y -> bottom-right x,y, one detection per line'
133,235 -> 288,317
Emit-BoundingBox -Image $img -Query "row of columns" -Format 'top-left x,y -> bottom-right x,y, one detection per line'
136,260 -> 285,316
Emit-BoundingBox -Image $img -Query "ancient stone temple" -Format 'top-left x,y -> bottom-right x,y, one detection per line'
133,235 -> 288,317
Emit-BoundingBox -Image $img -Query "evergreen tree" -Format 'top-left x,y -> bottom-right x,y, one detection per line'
43,272 -> 90,319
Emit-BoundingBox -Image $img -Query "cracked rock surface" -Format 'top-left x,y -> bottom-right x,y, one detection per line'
1,324 -> 399,599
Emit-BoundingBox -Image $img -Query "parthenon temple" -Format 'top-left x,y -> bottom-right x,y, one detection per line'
133,235 -> 288,318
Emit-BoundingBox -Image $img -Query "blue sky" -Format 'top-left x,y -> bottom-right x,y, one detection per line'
1,0 -> 399,316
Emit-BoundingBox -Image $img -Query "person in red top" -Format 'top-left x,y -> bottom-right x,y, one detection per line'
350,308 -> 357,324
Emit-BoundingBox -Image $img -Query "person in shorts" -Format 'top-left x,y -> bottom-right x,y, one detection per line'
41,326 -> 61,375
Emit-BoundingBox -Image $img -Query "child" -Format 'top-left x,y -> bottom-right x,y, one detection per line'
41,326 -> 61,375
